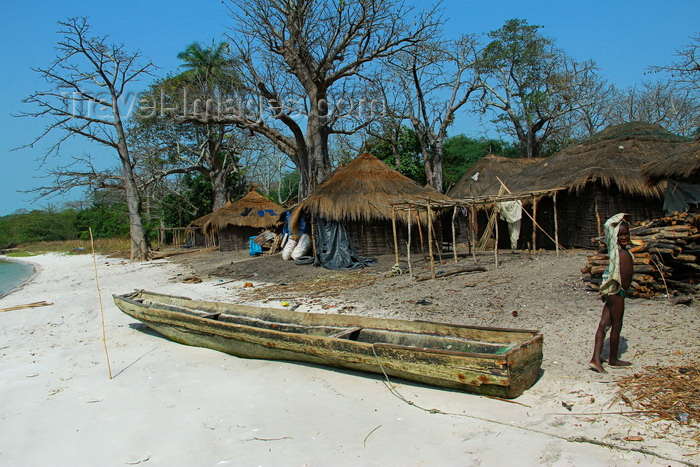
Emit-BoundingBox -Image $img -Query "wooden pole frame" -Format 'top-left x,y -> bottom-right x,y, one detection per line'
391,205 -> 399,266
451,205 -> 458,263
407,204 -> 413,278
427,200 -> 435,279
554,191 -> 560,257
90,227 -> 112,380
494,205 -> 499,268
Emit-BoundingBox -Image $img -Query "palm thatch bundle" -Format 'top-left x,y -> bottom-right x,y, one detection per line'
525,121 -> 688,197
292,153 -> 449,227
204,191 -> 283,234
642,135 -> 700,183
189,210 -> 216,229
447,154 -> 542,199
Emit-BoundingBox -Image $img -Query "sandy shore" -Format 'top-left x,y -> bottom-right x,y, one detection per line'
0,251 -> 697,466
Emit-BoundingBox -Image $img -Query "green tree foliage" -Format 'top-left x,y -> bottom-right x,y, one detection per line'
74,203 -> 130,240
0,209 -> 78,244
267,171 -> 300,206
368,127 -> 426,185
442,135 -> 519,187
134,41 -> 247,211
159,172 -> 247,228
476,19 -> 598,158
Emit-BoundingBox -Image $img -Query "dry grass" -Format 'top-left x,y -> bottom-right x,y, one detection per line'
291,153 -> 449,228
238,269 -> 379,307
616,363 -> 700,442
12,238 -> 131,257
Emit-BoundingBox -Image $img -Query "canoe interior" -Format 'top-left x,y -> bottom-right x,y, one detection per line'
114,290 -> 543,398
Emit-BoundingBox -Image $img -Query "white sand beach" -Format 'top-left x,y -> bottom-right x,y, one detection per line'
0,252 -> 696,466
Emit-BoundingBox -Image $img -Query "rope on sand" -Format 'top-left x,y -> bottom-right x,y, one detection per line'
369,344 -> 692,465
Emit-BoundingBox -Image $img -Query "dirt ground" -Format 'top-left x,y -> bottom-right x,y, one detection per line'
171,246 -> 699,383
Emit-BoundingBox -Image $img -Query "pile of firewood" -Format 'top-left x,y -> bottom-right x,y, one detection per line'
581,212 -> 700,298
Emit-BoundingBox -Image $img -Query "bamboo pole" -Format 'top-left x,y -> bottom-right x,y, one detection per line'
391,205 -> 399,266
554,191 -> 560,258
310,219 -> 317,261
90,227 -> 112,380
494,206 -> 499,268
532,197 -> 538,256
415,210 -> 425,255
427,201 -> 435,279
451,205 -> 458,262
471,205 -> 477,262
407,204 -> 413,278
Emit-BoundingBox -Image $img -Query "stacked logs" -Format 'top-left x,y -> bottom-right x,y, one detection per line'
581,212 -> 700,298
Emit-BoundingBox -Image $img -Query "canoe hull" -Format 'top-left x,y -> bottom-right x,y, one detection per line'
114,291 -> 543,398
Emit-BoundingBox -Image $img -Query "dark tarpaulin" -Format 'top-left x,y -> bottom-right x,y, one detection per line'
664,180 -> 700,213
313,218 -> 378,270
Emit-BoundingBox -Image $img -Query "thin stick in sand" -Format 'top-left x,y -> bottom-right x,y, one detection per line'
0,301 -> 53,312
90,227 -> 113,379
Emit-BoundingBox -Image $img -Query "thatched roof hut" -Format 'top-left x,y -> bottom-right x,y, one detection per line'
524,121 -> 687,197
292,153 -> 450,256
204,191 -> 283,251
447,154 -> 542,198
524,121 -> 689,247
642,135 -> 700,212
642,135 -> 700,183
186,210 -> 218,247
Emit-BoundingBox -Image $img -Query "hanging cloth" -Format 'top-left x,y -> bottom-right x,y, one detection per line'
497,200 -> 523,249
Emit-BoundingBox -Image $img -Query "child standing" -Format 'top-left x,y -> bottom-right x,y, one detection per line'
590,213 -> 633,373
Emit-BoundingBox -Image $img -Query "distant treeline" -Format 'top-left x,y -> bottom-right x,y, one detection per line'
0,204 -> 130,246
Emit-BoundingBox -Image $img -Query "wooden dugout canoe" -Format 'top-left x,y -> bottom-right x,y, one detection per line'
113,290 -> 543,398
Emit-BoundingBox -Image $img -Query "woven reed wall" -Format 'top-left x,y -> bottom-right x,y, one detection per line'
554,186 -> 663,248
345,220 -> 444,257
454,186 -> 664,251
219,226 -> 262,251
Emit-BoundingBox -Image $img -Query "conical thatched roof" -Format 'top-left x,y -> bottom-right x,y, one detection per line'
292,153 -> 449,225
522,122 -> 688,197
203,190 -> 282,234
188,210 -> 218,229
642,135 -> 700,183
447,154 -> 543,198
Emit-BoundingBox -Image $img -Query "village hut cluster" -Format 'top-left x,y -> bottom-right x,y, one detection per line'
182,121 -> 698,293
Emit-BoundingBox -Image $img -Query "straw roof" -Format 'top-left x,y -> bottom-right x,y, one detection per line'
188,210 -> 217,229
292,153 -> 449,225
447,154 -> 543,198
203,190 -> 283,233
521,122 -> 688,197
642,135 -> 700,183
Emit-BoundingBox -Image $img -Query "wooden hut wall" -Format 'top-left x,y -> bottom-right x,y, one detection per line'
190,229 -> 217,248
554,185 -> 663,248
453,187 -> 662,251
345,220 -> 444,257
218,226 -> 262,251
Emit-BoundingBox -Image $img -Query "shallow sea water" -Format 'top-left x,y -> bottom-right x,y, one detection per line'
0,259 -> 34,298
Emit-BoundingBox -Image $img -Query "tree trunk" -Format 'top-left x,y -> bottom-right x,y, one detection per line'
210,168 -> 228,210
114,104 -> 150,261
120,152 -> 150,261
302,97 -> 331,198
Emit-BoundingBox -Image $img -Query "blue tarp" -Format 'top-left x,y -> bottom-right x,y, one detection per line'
249,236 -> 263,256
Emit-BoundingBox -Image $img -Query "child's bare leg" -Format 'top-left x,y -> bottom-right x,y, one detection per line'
590,301 -> 611,373
607,295 -> 632,367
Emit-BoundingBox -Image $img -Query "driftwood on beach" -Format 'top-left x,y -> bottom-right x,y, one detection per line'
581,212 -> 700,298
0,301 -> 53,312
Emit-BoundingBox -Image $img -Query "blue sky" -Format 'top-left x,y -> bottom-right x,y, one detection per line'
1,0 -> 698,215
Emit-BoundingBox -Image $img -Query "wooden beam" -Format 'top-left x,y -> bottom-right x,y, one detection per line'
391,204 -> 399,266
